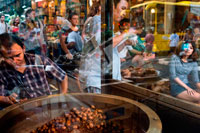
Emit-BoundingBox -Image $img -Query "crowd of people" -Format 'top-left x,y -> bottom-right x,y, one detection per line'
0,0 -> 200,109
0,2 -> 101,108
112,0 -> 200,104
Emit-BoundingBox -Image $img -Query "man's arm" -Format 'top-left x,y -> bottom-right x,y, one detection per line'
118,39 -> 137,53
61,75 -> 68,93
117,41 -> 126,52
113,28 -> 137,48
67,42 -> 76,49
113,33 -> 126,48
59,33 -> 73,59
0,96 -> 13,105
0,79 -> 13,105
60,36 -> 71,54
130,49 -> 143,55
43,56 -> 68,93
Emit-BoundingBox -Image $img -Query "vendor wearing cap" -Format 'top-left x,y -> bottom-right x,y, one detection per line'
169,41 -> 200,103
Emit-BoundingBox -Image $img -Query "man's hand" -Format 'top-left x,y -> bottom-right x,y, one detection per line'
128,38 -> 137,46
124,40 -> 132,45
66,53 -> 73,59
123,28 -> 137,40
127,28 -> 137,36
0,96 -> 14,105
20,98 -> 28,103
120,58 -> 126,62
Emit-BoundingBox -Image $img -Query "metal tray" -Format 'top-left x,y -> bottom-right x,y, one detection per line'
124,70 -> 161,83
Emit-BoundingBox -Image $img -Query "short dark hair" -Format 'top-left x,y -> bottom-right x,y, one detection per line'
0,33 -> 24,53
25,8 -> 33,18
88,2 -> 101,17
68,12 -> 78,20
114,0 -> 120,8
114,0 -> 127,8
119,18 -> 129,26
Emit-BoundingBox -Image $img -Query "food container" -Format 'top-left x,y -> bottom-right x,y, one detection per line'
0,93 -> 162,133
122,66 -> 161,83
137,79 -> 170,94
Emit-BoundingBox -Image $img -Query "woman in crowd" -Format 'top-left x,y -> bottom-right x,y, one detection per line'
169,41 -> 200,103
10,17 -> 20,35
145,29 -> 154,53
81,1 -> 99,42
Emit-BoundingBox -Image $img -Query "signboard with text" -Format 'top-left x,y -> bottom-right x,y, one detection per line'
191,4 -> 200,16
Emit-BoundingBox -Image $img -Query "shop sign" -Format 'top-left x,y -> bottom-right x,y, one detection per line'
190,4 -> 200,16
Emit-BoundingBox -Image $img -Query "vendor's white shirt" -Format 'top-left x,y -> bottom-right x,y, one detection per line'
118,35 -> 137,58
115,31 -> 137,58
112,32 -> 137,80
0,22 -> 7,34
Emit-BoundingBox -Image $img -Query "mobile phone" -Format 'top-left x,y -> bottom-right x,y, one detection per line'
181,43 -> 190,51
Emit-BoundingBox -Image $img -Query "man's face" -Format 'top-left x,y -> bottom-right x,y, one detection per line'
70,15 -> 79,26
113,0 -> 128,22
1,43 -> 25,68
1,16 -> 5,22
30,11 -> 36,20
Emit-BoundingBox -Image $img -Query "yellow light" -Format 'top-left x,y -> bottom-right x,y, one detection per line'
151,8 -> 155,13
89,0 -> 93,6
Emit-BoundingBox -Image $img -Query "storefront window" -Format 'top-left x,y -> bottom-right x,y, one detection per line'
0,1 -> 200,132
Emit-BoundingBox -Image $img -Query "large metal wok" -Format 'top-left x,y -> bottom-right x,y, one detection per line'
0,93 -> 162,133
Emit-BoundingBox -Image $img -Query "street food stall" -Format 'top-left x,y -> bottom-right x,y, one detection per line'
130,1 -> 200,53
0,93 -> 162,133
102,79 -> 200,132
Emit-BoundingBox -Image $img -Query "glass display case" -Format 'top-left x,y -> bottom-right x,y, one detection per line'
0,93 -> 162,133
1,0 -> 200,132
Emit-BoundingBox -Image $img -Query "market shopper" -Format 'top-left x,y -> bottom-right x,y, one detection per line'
61,12 -> 83,56
169,41 -> 200,103
169,30 -> 179,55
59,12 -> 83,92
0,14 -> 8,35
81,2 -> 97,42
19,8 -> 42,55
81,2 -> 102,93
0,33 -> 68,107
145,29 -> 154,53
10,17 -> 20,35
183,27 -> 194,41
